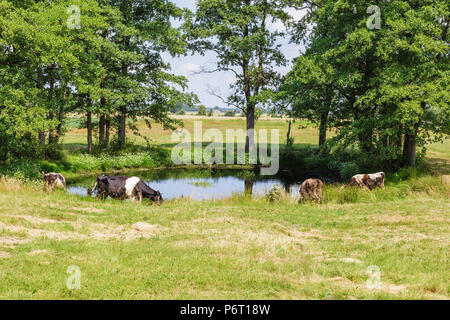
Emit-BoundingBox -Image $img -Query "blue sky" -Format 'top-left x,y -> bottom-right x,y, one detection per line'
163,0 -> 306,108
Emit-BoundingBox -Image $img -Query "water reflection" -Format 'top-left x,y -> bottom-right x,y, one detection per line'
66,168 -> 332,201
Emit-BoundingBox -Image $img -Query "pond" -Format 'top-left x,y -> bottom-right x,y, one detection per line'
67,168 -> 337,201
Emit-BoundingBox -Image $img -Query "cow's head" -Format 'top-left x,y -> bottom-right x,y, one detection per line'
42,172 -> 58,191
150,190 -> 163,205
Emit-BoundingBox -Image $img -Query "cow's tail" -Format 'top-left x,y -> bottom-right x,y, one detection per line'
88,182 -> 97,196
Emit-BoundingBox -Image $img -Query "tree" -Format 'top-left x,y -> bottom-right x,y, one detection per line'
285,0 -> 449,166
185,0 -> 296,152
197,105 -> 207,116
0,0 -> 197,160
106,0 -> 197,147
278,54 -> 339,148
0,0 -> 112,158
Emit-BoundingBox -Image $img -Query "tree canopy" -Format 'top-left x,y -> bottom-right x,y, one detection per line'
280,0 -> 449,167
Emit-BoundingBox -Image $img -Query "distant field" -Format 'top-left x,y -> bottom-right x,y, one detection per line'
62,116 -> 321,152
62,115 -> 450,171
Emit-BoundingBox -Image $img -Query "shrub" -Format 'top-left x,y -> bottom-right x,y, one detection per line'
224,110 -> 235,117
0,159 -> 41,181
339,162 -> 360,181
197,105 -> 207,116
265,185 -> 283,202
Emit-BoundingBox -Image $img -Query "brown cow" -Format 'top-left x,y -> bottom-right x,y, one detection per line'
346,172 -> 385,190
300,178 -> 323,203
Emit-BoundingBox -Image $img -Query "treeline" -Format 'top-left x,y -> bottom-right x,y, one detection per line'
1,0 -> 449,168
279,0 -> 449,167
0,0 -> 196,160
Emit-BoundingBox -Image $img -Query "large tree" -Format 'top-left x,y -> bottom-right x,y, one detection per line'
185,0 -> 297,152
0,0 -> 196,160
106,0 -> 196,147
285,0 -> 449,167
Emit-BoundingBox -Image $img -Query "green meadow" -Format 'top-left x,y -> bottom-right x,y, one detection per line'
0,175 -> 448,299
0,117 -> 449,300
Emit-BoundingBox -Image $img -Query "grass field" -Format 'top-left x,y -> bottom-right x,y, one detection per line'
63,116 -> 328,151
0,176 -> 448,299
62,115 -> 450,172
1,115 -> 449,300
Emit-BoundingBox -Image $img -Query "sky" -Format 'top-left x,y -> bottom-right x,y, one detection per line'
162,0 -> 306,109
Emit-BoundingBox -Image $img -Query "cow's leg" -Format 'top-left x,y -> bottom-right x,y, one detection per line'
299,190 -> 307,203
137,192 -> 143,203
312,191 -> 319,202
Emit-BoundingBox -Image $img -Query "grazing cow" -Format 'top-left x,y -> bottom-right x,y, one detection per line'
346,172 -> 385,190
300,178 -> 323,203
88,175 -> 163,204
42,172 -> 66,192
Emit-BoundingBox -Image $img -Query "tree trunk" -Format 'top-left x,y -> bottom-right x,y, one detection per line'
87,110 -> 93,154
37,68 -> 46,157
286,120 -> 292,144
99,112 -> 105,146
319,110 -> 329,146
403,130 -> 418,167
54,82 -> 68,145
245,103 -> 255,153
407,138 -> 417,167
48,65 -> 57,145
118,63 -> 128,146
105,115 -> 110,147
118,106 -> 126,146
244,179 -> 254,195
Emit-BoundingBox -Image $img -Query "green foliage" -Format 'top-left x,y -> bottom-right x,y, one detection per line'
283,0 -> 450,167
339,162 -> 360,182
0,159 -> 41,181
197,105 -> 207,116
265,185 -> 283,203
184,0 -> 295,150
0,0 -> 196,159
224,110 -> 236,117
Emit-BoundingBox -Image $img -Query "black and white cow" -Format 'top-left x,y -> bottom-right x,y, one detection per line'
42,172 -> 66,192
88,175 -> 163,204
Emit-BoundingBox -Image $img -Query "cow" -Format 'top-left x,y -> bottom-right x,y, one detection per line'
88,175 -> 163,204
299,178 -> 323,203
42,172 -> 66,192
345,172 -> 385,190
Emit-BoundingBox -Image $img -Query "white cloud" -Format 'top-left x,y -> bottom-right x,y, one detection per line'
268,8 -> 307,32
179,63 -> 201,74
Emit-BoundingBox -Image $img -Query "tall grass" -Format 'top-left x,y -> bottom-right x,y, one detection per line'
321,176 -> 449,204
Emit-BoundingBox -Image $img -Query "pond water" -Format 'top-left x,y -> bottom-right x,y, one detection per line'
67,168 -> 336,201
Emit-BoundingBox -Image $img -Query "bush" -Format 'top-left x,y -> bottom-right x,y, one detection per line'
224,110 -> 235,117
197,105 -> 207,116
265,185 -> 284,202
0,159 -> 42,181
339,162 -> 360,181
